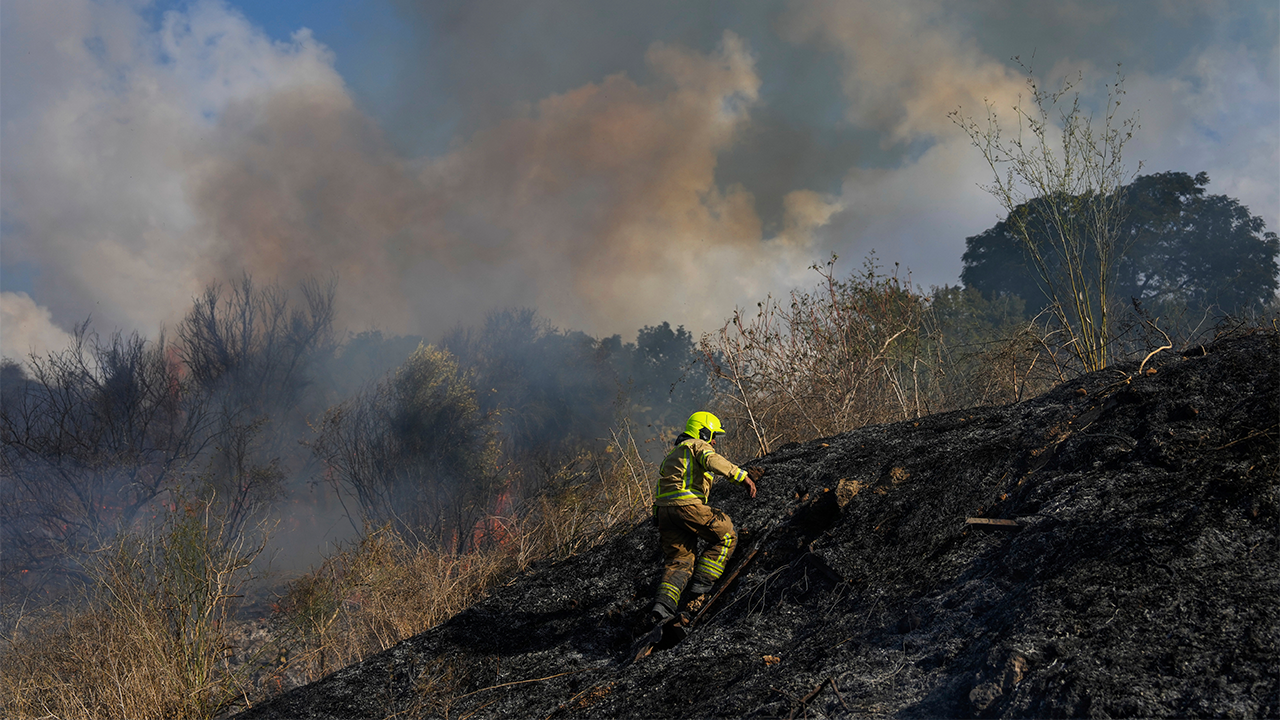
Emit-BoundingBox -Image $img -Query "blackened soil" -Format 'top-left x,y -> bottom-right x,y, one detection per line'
238,331 -> 1278,719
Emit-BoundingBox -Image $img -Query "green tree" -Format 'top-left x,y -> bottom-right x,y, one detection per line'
442,309 -> 617,463
1119,172 -> 1279,315
609,321 -> 713,437
313,344 -> 499,552
962,171 -> 1280,324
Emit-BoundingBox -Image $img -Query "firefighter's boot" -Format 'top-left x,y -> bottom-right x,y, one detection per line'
648,600 -> 675,628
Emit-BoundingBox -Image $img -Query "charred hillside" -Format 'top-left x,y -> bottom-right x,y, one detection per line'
239,330 -> 1278,719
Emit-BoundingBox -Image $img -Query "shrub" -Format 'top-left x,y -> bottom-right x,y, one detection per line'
702,256 -> 1064,458
0,499 -> 266,719
274,423 -> 653,685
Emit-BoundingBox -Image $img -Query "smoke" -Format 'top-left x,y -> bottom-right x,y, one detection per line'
0,0 -> 349,341
775,0 -> 1278,287
2,1 -> 831,344
2,0 -> 1275,353
0,292 -> 76,367
779,1 -> 1025,143
774,0 -> 1026,283
191,28 -> 825,338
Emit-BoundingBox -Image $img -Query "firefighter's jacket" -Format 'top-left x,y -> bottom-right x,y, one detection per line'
653,436 -> 749,507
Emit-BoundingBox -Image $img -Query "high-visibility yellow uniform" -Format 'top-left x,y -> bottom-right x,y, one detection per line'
654,437 -> 750,507
651,437 -> 750,615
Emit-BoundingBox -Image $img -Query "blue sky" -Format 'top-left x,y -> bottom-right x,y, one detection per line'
2,0 -> 1277,360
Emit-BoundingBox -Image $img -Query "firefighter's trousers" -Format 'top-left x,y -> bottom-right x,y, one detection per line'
653,503 -> 736,614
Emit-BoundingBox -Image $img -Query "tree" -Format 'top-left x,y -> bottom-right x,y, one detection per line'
0,326 -> 217,586
608,321 -> 713,438
962,171 -> 1280,325
313,344 -> 500,552
925,286 -> 1063,405
1,275 -> 337,589
952,62 -> 1139,372
1119,173 -> 1279,315
175,275 -> 337,532
442,309 -> 618,464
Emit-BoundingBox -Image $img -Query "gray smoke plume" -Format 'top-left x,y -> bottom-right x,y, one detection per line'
1,0 -> 1275,350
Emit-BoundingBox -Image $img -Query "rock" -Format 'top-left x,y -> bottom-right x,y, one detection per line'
834,478 -> 867,509
970,682 -> 1003,711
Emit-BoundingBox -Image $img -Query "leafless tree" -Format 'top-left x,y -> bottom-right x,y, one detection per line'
703,256 -> 933,457
175,275 -> 337,532
951,62 -> 1140,372
1,275 -> 337,591
0,326 -> 217,587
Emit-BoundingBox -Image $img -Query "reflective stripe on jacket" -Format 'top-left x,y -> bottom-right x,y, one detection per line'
653,437 -> 748,507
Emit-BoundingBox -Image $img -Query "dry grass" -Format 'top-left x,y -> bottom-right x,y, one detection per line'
703,258 -> 1066,460
0,500 -> 266,719
3,601 -> 214,720
274,426 -> 654,686
275,525 -> 515,680
0,427 -> 654,717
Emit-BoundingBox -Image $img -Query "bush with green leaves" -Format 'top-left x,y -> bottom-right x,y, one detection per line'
313,344 -> 500,552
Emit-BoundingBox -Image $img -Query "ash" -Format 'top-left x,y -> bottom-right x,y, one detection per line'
238,330 -> 1278,719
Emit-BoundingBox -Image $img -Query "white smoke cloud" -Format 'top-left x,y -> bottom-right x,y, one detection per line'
1,0 -> 353,335
0,292 -> 76,365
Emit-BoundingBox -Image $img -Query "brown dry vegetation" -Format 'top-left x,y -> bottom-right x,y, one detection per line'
0,261 -> 1268,719
0,428 -> 655,719
704,256 -> 1064,462
269,430 -> 654,687
0,500 -> 266,719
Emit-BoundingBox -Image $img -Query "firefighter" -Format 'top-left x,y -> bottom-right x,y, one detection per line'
649,411 -> 763,625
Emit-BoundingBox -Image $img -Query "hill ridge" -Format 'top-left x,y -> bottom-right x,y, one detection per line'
240,329 -> 1278,719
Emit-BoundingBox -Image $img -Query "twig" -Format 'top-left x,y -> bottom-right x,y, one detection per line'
1137,342 -> 1171,376
787,677 -> 833,719
1137,317 -> 1173,376
771,686 -> 801,704
1213,424 -> 1279,451
544,680 -> 618,720
457,698 -> 497,720
829,677 -> 849,711
453,668 -> 590,701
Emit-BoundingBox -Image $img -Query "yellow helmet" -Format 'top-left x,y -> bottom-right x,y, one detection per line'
685,411 -> 725,442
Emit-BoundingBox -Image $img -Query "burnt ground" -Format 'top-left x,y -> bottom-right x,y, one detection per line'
238,330 -> 1278,719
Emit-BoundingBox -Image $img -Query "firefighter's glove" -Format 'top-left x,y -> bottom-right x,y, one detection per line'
747,466 -> 766,483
